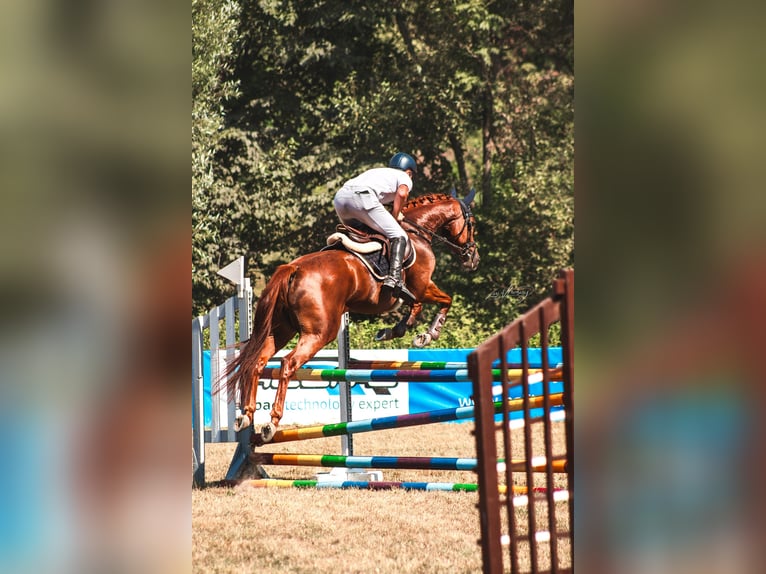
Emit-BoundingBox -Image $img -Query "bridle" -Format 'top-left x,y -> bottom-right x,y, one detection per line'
402,199 -> 477,260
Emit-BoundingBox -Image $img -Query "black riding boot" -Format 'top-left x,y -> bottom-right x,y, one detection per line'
382,237 -> 416,303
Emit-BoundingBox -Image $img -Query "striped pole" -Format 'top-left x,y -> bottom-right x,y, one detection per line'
254,453 -> 568,473
239,479 -> 568,496
258,367 -> 561,383
347,360 -> 471,370
241,479 -> 481,492
268,360 -> 472,370
265,393 -> 564,444
266,361 -> 565,371
346,361 -> 564,371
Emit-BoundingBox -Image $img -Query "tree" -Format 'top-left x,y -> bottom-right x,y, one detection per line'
192,0 -> 241,314
192,0 -> 574,336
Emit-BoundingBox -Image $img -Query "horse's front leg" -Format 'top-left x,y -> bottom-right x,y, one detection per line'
375,302 -> 423,342
412,282 -> 452,348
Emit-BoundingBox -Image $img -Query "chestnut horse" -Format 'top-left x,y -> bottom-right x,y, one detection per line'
219,190 -> 479,441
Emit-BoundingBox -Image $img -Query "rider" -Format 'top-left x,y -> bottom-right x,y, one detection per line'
333,152 -> 417,303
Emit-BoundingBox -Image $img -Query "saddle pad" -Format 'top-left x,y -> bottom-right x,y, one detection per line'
323,233 -> 417,280
323,239 -> 389,280
326,232 -> 382,254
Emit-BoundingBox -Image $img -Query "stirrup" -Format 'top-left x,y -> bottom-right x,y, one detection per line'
391,281 -> 416,303
381,277 -> 415,303
394,285 -> 416,304
382,275 -> 397,289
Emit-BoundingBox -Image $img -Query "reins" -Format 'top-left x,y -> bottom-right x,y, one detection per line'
402,199 -> 476,259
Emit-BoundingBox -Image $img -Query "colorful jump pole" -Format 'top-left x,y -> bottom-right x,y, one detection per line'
265,360 -> 565,371
347,360 -> 472,370
239,479 -> 566,496
253,453 -> 568,473
261,393 -> 564,444
239,479 -> 484,492
266,360 -> 473,370
257,367 -> 561,383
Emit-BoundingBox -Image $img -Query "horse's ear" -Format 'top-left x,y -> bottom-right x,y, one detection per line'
464,187 -> 476,205
450,187 -> 457,198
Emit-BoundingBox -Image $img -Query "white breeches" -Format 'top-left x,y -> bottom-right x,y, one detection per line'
333,187 -> 408,241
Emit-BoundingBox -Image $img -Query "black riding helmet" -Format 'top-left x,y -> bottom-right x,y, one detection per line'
388,152 -> 417,175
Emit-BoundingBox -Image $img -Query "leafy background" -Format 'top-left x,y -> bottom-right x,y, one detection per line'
192,0 -> 573,346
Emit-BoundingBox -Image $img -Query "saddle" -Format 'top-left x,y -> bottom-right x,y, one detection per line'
323,223 -> 415,280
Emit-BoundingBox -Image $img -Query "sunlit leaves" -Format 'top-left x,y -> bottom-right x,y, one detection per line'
192,0 -> 574,328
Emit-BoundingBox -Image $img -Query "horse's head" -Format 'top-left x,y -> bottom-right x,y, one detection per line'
402,190 -> 480,271
448,188 -> 480,271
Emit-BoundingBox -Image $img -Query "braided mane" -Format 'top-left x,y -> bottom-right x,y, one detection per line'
402,193 -> 454,211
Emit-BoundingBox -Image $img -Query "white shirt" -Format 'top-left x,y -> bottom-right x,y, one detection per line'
343,167 -> 413,205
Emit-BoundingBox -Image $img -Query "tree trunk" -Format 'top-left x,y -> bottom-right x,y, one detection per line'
481,86 -> 493,207
448,133 -> 470,193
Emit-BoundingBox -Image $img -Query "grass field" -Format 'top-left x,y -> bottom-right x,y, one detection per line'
192,422 -> 570,573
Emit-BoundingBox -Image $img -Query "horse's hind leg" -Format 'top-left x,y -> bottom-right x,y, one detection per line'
236,326 -> 295,431
233,335 -> 277,432
259,333 -> 330,443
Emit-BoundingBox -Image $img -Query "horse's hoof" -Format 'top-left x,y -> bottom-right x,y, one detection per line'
251,432 -> 266,447
375,328 -> 393,341
259,422 -> 277,443
234,413 -> 251,432
413,333 -> 432,348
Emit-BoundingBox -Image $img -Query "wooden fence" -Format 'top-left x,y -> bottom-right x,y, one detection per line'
469,269 -> 574,573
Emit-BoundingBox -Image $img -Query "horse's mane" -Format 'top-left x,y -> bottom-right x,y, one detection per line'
402,193 -> 454,212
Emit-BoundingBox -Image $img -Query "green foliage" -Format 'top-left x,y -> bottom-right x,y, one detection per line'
527,322 -> 562,348
347,292 -> 492,349
192,0 -> 243,314
191,0 -> 574,343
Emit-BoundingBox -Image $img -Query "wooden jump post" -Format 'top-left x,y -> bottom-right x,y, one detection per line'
469,268 -> 574,574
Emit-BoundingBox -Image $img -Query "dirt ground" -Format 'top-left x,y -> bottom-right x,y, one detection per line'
192,422 -> 570,573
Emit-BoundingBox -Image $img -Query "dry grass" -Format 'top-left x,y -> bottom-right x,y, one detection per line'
192,422 -> 571,573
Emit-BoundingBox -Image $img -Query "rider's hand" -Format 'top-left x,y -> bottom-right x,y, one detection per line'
397,211 -> 405,222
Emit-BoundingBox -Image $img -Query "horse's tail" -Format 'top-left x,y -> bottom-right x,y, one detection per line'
214,264 -> 297,399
